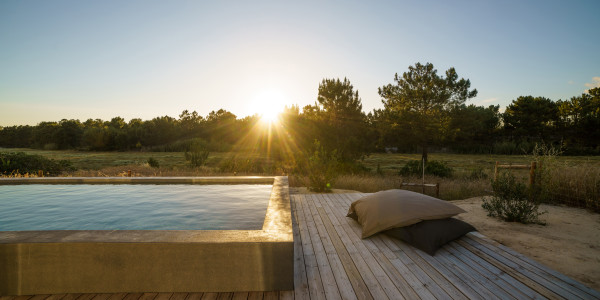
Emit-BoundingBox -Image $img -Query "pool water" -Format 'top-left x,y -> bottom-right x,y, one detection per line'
0,184 -> 272,231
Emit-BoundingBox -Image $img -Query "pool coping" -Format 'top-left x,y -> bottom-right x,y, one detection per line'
0,176 -> 293,295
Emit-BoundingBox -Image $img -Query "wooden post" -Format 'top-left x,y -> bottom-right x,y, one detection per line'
494,161 -> 499,181
435,183 -> 440,198
38,170 -> 43,177
422,158 -> 425,194
128,170 -> 132,177
529,162 -> 536,186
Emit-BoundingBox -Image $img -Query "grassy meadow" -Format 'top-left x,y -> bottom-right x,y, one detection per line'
2,147 -> 599,208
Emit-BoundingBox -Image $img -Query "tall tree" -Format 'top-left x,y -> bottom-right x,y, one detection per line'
313,78 -> 369,162
557,87 -> 600,150
503,96 -> 559,140
379,62 -> 477,162
449,104 -> 501,152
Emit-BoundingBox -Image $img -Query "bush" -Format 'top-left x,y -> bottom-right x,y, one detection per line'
399,160 -> 453,178
147,157 -> 160,168
304,140 -> 339,192
184,141 -> 210,167
482,172 -> 546,224
0,152 -> 73,176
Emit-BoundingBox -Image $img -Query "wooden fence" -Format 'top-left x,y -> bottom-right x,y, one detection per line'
494,161 -> 538,186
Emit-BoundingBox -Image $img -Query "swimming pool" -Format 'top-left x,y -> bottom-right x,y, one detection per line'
0,176 -> 293,295
0,184 -> 272,231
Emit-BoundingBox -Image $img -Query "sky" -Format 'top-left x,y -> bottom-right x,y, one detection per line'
1,0 -> 599,126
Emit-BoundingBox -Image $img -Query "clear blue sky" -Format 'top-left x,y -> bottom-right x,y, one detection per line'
1,0 -> 599,126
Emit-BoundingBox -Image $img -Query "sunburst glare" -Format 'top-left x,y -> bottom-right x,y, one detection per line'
254,89 -> 286,124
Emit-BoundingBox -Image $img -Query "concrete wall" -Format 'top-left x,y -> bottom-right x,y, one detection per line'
0,176 -> 293,295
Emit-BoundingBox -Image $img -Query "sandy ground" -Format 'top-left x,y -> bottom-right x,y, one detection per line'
289,188 -> 600,291
452,197 -> 600,291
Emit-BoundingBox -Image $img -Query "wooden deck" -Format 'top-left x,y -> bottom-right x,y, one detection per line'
2,193 -> 599,300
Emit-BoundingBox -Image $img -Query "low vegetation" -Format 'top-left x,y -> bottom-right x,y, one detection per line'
0,151 -> 74,176
482,172 -> 546,224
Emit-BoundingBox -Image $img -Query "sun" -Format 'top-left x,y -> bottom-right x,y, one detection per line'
254,89 -> 286,124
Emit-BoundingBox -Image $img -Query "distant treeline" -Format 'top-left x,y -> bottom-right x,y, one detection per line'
1,80 -> 599,157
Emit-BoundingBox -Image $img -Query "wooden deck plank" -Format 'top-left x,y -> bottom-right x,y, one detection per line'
312,195 -> 375,300
299,195 -> 342,300
462,235 -> 581,299
136,294 -> 158,300
446,242 -> 542,299
330,193 -> 433,299
325,193 -> 410,300
315,206 -> 370,300
76,295 -> 97,300
245,292 -> 262,300
321,193 -> 397,299
305,194 -> 356,300
151,294 -> 172,300
121,294 -> 143,300
435,247 -> 506,300
294,195 -> 326,300
184,294 -> 202,300
199,293 -> 218,300
456,239 -> 564,300
321,194 -> 425,300
45,295 -> 67,300
333,193 -> 438,300
11,297 -> 33,300
383,237 -> 486,300
59,295 -> 82,300
90,295 -> 111,300
290,196 -> 310,300
376,237 -> 470,300
279,290 -> 294,300
469,231 -> 600,299
228,292 -> 246,300
261,292 -> 276,300
469,232 -> 579,291
215,293 -> 232,300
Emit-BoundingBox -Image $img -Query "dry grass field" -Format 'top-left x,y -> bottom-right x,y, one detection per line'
2,147 -> 599,208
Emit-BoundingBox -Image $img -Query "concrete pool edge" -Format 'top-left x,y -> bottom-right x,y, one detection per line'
0,176 -> 293,295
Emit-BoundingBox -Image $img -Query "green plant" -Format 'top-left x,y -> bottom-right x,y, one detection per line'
147,157 -> 160,168
184,141 -> 210,167
399,160 -> 454,178
0,152 -> 73,176
304,140 -> 339,192
482,172 -> 546,224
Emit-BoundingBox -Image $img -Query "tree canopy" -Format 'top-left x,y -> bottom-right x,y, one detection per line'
1,74 -> 598,161
378,62 -> 478,162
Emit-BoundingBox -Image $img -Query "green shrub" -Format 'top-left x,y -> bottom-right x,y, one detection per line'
482,172 -> 546,224
399,160 -> 453,178
147,157 -> 160,168
184,140 -> 210,167
304,140 -> 339,192
0,152 -> 73,176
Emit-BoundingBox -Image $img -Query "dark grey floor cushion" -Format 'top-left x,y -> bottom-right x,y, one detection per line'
384,218 -> 476,255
